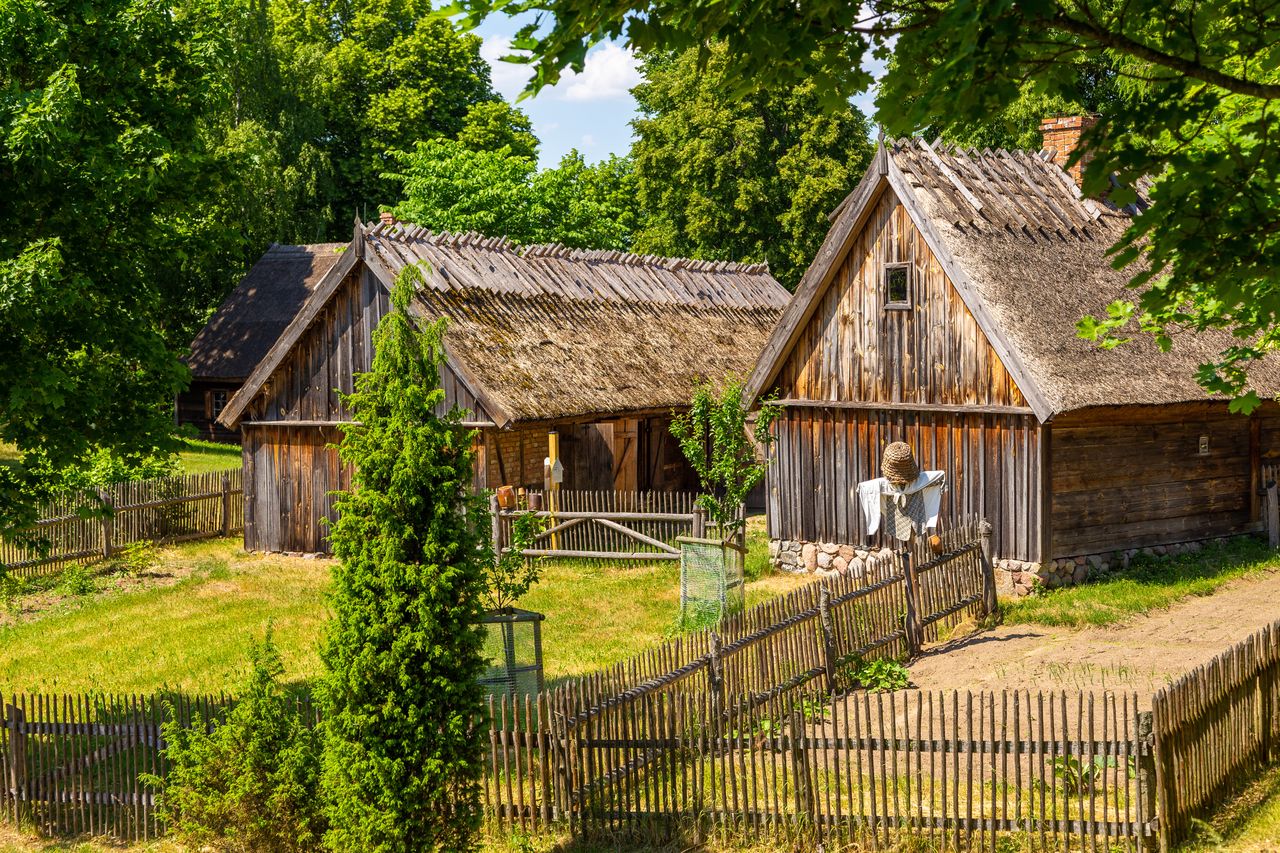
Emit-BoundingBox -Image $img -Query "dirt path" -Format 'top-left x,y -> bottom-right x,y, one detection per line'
908,569 -> 1280,701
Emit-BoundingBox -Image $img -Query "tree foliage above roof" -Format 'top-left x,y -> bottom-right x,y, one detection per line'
451,0 -> 1280,403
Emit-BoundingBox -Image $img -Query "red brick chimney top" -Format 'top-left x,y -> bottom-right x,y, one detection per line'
379,210 -> 396,226
1039,114 -> 1098,188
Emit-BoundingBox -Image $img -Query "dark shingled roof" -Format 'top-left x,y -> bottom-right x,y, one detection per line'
361,224 -> 790,423
187,243 -> 346,379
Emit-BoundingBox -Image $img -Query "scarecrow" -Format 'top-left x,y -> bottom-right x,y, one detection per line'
857,442 -> 946,542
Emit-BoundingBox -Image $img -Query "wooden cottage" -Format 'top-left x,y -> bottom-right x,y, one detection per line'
217,220 -> 789,553
745,128 -> 1280,592
181,243 -> 346,442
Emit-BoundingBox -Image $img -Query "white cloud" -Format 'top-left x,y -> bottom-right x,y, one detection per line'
582,133 -> 597,146
480,35 -> 534,102
562,43 -> 642,102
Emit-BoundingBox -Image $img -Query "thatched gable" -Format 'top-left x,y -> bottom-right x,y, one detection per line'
219,222 -> 789,429
749,138 -> 1280,419
187,243 -> 346,380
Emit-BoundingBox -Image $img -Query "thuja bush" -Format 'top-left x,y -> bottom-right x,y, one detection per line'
320,264 -> 490,852
151,630 -> 324,853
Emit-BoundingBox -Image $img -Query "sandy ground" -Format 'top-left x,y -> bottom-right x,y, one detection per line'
907,569 -> 1280,701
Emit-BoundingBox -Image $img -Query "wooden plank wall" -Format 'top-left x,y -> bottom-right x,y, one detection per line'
242,425 -> 348,553
775,192 -> 1027,408
1051,404 -> 1269,556
245,267 -> 486,424
767,407 -> 1041,562
175,379 -> 242,443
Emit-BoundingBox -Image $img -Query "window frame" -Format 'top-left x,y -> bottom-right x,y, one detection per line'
883,262 -> 912,311
210,389 -> 229,421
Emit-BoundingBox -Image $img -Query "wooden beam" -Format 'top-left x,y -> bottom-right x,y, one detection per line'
1039,423 -> 1054,563
774,398 -> 1037,417
883,155 -> 1056,423
920,137 -> 984,213
744,145 -> 891,406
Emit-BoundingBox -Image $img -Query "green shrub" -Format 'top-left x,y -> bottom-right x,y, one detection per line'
320,266 -> 489,852
150,631 -> 324,852
59,562 -> 95,596
842,657 -> 911,692
108,540 -> 158,577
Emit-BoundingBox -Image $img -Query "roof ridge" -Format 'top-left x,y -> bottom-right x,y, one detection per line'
361,220 -> 771,275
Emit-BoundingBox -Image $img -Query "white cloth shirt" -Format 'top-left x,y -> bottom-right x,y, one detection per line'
856,470 -> 946,538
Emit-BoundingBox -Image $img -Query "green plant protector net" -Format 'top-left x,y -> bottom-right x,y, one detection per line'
678,537 -> 745,630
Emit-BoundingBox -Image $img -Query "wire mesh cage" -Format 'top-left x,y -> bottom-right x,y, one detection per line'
677,536 -> 745,629
480,608 -> 545,697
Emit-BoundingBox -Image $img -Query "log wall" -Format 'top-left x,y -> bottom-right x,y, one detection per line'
1050,404 -> 1278,556
767,407 -> 1043,562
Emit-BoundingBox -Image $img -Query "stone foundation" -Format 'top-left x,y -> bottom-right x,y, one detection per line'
769,538 -> 896,578
772,536 -> 1235,597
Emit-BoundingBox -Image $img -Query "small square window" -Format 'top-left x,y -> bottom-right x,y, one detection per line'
211,390 -> 229,420
884,264 -> 910,309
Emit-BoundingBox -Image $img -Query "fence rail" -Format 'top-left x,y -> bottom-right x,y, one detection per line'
0,469 -> 244,577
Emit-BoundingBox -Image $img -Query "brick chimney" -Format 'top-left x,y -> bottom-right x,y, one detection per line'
1040,114 -> 1098,187
379,210 -> 396,227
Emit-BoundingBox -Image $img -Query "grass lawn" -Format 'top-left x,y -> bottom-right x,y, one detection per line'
1002,536 -> 1276,628
174,438 -> 241,473
0,530 -> 810,696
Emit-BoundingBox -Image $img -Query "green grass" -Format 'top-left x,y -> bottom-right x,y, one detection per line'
1003,536 -> 1276,628
0,534 -> 809,696
175,438 -> 241,473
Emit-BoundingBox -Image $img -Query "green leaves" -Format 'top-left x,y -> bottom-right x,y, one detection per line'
321,266 -> 488,851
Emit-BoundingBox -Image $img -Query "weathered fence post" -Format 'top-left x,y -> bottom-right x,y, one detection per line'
978,519 -> 999,618
692,505 -> 706,539
901,549 -> 922,657
818,585 -> 837,694
5,704 -> 25,804
708,632 -> 724,714
790,708 -> 816,834
97,487 -> 115,559
490,494 -> 502,557
1268,480 -> 1280,549
220,473 -> 232,538
1135,710 -> 1159,851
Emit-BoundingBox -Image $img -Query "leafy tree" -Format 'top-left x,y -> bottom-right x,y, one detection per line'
387,140 -> 636,248
670,378 -> 781,535
453,0 -> 1280,403
630,45 -> 874,288
0,0 -> 211,548
457,100 -> 539,161
152,630 -> 325,853
320,265 -> 489,851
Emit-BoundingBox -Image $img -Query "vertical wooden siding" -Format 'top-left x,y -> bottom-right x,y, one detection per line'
767,407 -> 1042,562
1051,405 -> 1264,556
776,192 -> 1027,408
242,425 -> 348,553
247,267 -> 485,423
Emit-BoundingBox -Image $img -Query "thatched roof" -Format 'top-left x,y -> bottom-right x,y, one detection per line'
361,223 -> 789,423
218,222 -> 789,428
750,138 -> 1280,419
187,243 -> 346,379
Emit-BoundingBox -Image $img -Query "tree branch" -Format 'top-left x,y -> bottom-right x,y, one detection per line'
1050,11 -> 1280,98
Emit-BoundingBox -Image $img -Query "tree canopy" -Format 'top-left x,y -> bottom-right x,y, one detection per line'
452,0 -> 1280,403
387,140 -> 637,248
630,45 -> 874,289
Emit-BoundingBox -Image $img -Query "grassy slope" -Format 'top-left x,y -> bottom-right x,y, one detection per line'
1002,537 -> 1276,628
0,534 -> 808,695
174,438 -> 241,473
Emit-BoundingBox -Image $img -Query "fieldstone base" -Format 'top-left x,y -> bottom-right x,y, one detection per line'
995,538 -> 1226,596
774,536 -> 1235,597
769,538 -> 896,579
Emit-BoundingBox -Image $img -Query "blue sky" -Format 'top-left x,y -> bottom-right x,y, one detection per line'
472,17 -> 887,170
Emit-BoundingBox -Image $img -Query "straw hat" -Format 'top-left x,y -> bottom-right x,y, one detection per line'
881,442 -> 919,488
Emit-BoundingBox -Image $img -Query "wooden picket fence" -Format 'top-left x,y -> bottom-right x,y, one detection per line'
0,469 -> 243,577
488,686 -> 1156,850
1152,618 -> 1280,849
492,490 -> 743,564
